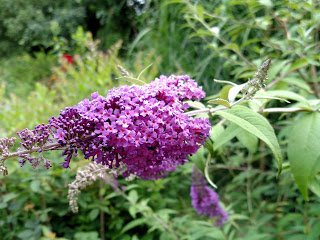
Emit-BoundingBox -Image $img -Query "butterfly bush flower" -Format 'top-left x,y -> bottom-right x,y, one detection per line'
191,167 -> 228,226
16,124 -> 52,168
16,75 -> 211,179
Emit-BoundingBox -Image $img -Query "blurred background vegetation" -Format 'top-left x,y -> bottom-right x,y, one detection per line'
1,0 -> 320,239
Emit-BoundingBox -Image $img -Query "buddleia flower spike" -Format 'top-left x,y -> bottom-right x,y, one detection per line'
241,59 -> 271,99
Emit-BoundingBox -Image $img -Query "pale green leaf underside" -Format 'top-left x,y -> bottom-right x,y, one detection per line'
236,128 -> 258,153
212,123 -> 240,150
260,90 -> 308,103
185,100 -> 206,109
214,105 -> 282,172
208,98 -> 231,108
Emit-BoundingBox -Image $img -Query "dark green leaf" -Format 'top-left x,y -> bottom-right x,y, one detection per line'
88,209 -> 99,221
121,218 -> 147,233
287,112 -> 320,200
289,58 -> 308,71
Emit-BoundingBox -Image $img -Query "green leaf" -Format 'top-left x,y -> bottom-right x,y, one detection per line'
258,0 -> 273,7
17,230 -> 35,239
30,180 -> 41,193
224,43 -> 240,53
261,90 -> 308,103
209,123 -> 224,143
128,28 -> 152,55
128,206 -> 137,218
236,129 -> 258,153
208,98 -> 231,108
195,5 -> 204,20
88,209 -> 99,221
0,202 -> 8,209
309,176 -> 320,197
189,146 -> 206,172
185,100 -> 206,109
214,106 -> 282,171
74,231 -> 99,240
128,190 -> 139,204
268,60 -> 288,80
228,83 -> 246,103
2,192 -> 18,202
308,222 -> 320,240
289,58 -> 308,72
281,77 -> 312,93
219,85 -> 233,100
121,218 -> 147,233
287,112 -> 320,200
213,123 -> 241,150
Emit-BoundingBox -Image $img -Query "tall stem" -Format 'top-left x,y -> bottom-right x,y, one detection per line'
99,179 -> 106,240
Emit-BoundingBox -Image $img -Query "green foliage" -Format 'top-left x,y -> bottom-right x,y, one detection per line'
83,0 -> 140,50
0,0 -> 85,55
133,0 -> 320,96
53,31 -> 121,105
0,32 -> 121,137
161,0 -> 320,200
0,53 -> 56,97
0,83 -> 60,135
0,0 -> 144,56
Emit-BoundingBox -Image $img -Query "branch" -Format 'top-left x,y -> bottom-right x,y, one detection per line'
0,142 -> 62,162
186,106 -> 224,116
187,104 -> 314,117
261,107 -> 311,113
186,98 -> 246,116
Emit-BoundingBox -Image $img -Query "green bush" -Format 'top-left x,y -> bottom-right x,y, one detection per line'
0,53 -> 56,97
0,0 -> 85,55
0,0 -> 143,56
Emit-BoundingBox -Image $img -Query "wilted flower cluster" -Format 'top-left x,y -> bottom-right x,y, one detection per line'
0,137 -> 16,157
68,162 -> 119,213
191,167 -> 228,226
16,124 -> 52,168
0,137 -> 16,175
16,75 -> 210,179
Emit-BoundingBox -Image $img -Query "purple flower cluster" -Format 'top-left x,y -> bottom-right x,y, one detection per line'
17,124 -> 50,150
190,167 -> 228,226
17,75 -> 211,179
49,107 -> 97,168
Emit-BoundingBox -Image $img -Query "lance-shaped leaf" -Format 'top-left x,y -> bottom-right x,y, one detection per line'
214,105 -> 282,172
208,98 -> 231,108
212,123 -> 240,150
287,112 -> 320,200
258,90 -> 308,104
236,129 -> 258,154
